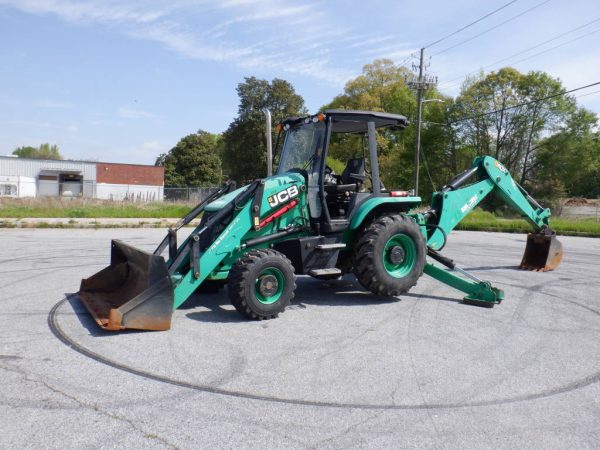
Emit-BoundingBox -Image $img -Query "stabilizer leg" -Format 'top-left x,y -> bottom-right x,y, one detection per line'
423,263 -> 504,307
424,249 -> 504,307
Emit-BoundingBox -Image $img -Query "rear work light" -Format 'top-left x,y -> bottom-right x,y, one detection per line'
390,191 -> 409,197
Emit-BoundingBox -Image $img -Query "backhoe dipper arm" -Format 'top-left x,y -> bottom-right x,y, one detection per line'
425,156 -> 552,251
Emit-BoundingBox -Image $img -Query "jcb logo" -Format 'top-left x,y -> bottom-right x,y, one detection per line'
267,185 -> 299,208
494,160 -> 508,174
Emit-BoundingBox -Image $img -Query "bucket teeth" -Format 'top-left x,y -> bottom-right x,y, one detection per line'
519,233 -> 563,272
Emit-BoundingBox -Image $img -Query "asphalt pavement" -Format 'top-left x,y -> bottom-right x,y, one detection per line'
1,228 -> 599,449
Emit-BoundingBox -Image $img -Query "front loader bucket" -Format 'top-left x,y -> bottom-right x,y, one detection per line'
519,233 -> 563,272
79,240 -> 174,331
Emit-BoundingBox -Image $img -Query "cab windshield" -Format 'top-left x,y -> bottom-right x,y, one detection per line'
277,122 -> 325,174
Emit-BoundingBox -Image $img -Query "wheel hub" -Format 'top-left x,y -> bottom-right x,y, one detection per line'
388,245 -> 405,265
258,274 -> 279,297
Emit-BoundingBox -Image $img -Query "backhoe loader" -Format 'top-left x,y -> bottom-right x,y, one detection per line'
78,110 -> 563,331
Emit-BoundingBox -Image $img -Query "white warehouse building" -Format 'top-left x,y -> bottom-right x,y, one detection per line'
0,156 -> 164,201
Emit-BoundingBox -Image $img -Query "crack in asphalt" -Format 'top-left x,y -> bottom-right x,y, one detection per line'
0,361 -> 179,449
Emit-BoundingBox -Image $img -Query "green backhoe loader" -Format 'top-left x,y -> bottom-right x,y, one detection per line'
78,110 -> 563,331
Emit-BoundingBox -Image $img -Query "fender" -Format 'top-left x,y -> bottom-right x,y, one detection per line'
342,196 -> 421,244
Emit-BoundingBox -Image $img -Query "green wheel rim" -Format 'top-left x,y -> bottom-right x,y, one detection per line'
382,234 -> 416,278
255,267 -> 285,304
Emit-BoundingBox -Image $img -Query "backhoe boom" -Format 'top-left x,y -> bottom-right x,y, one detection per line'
425,156 -> 555,255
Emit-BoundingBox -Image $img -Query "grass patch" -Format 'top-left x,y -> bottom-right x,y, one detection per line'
0,198 -> 191,219
1,199 -> 598,236
459,208 -> 600,237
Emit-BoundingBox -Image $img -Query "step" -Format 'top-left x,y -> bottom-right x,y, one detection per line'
308,268 -> 342,279
315,243 -> 346,251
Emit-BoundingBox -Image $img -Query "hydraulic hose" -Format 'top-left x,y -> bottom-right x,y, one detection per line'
425,223 -> 448,252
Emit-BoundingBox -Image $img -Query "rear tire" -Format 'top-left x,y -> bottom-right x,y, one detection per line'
353,215 -> 425,296
228,249 -> 296,320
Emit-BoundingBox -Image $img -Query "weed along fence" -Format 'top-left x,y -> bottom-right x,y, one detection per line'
560,199 -> 600,221
0,178 -> 163,201
163,187 -> 221,203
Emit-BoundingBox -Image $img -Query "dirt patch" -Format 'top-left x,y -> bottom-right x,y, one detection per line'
564,198 -> 589,206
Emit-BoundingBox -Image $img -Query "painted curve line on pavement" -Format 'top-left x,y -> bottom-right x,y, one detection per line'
48,298 -> 600,411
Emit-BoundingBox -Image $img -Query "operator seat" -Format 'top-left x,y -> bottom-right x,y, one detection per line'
324,157 -> 367,217
340,157 -> 366,186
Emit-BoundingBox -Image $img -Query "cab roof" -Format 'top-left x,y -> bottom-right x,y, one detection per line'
281,110 -> 409,133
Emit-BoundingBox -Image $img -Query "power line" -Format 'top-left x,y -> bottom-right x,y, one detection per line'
397,52 -> 418,69
508,27 -> 600,66
432,0 -> 550,57
449,81 -> 600,124
575,89 -> 600,99
439,17 -> 600,88
424,0 -> 519,49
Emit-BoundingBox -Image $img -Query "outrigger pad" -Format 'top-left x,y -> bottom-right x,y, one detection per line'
519,233 -> 563,272
79,240 -> 174,331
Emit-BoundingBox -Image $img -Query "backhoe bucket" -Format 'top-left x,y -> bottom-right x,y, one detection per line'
79,240 -> 174,331
519,233 -> 563,272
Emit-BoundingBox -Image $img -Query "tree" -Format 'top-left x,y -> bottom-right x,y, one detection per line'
324,59 -> 452,197
321,61 -> 599,202
155,131 -> 222,187
453,68 -> 576,186
221,77 -> 306,182
534,108 -> 600,200
13,143 -> 62,160
327,59 -> 414,113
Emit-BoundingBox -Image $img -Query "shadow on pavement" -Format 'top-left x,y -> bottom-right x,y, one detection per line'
461,265 -> 518,271
184,293 -> 246,323
63,293 -> 149,337
184,275 -> 399,324
403,292 -> 462,304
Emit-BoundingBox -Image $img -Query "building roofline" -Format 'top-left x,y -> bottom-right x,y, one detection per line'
97,161 -> 163,169
0,155 -> 159,168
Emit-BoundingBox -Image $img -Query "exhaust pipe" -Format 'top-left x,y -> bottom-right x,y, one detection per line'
263,108 -> 272,177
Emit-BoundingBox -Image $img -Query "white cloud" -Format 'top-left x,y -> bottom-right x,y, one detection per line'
210,5 -> 313,33
0,119 -> 52,128
37,100 -> 73,109
218,0 -> 268,8
66,125 -> 78,133
0,0 -> 366,86
0,0 -> 166,24
117,108 -> 158,119
348,35 -> 395,49
142,141 -> 161,151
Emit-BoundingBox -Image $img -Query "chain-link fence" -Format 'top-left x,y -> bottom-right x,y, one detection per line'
163,187 -> 221,203
561,200 -> 600,221
0,178 -> 165,202
0,177 -> 223,203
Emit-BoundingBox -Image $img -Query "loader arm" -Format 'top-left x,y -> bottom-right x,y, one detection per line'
172,200 -> 254,308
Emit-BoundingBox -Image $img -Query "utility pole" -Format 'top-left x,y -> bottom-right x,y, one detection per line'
414,48 -> 425,197
407,48 -> 437,196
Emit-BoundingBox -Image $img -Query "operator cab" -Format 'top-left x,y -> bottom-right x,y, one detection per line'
275,110 -> 408,233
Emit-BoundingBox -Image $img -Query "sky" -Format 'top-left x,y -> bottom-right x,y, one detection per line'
1,0 -> 599,165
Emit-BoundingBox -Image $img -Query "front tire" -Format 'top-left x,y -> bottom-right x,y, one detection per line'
353,215 -> 426,296
228,249 -> 296,320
